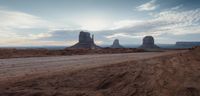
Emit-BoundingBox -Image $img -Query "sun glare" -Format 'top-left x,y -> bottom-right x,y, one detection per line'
79,17 -> 110,31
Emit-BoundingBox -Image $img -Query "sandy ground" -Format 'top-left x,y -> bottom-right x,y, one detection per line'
0,51 -> 185,82
1,49 -> 199,96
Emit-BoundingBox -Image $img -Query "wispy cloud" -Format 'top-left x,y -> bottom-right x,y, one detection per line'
100,6 -> 200,43
0,10 -> 51,29
38,6 -> 200,45
105,33 -> 143,39
1,4 -> 200,46
136,0 -> 159,11
0,9 -> 74,46
0,9 -> 51,39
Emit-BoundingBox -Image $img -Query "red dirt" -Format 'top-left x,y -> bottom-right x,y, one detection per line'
0,48 -> 145,59
0,48 -> 199,96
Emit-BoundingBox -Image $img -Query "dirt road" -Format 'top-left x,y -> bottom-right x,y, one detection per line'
0,51 -> 186,81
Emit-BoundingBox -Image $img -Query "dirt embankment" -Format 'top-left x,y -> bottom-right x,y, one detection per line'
0,48 -> 145,59
0,48 -> 199,96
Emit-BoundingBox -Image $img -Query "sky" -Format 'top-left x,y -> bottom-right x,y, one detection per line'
0,0 -> 200,46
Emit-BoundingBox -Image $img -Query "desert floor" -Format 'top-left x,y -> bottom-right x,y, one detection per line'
0,51 -> 184,81
0,49 -> 199,96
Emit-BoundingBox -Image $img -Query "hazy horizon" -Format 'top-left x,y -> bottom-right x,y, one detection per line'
0,0 -> 200,46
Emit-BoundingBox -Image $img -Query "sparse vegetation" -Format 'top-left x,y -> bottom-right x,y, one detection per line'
0,48 -> 145,59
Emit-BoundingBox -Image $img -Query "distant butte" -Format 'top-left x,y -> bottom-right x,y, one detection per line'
139,36 -> 160,49
110,39 -> 124,48
70,31 -> 101,49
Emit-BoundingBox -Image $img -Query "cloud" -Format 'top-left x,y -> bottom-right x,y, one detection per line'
0,9 -> 52,40
0,8 -> 104,46
170,5 -> 183,10
0,8 -> 109,46
0,39 -> 75,46
111,20 -> 143,30
1,5 -> 200,46
0,9 -> 75,46
40,7 -> 200,45
105,33 -> 143,39
115,7 -> 200,34
136,0 -> 159,11
29,33 -> 52,39
153,8 -> 200,35
96,6 -> 200,44
0,10 -> 51,29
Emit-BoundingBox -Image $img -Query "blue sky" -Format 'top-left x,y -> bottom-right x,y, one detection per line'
0,0 -> 200,46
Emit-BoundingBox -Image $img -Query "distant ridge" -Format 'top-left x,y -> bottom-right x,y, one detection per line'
176,42 -> 200,46
175,41 -> 200,48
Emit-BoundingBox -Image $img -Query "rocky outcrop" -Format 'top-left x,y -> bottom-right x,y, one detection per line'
176,42 -> 200,48
139,36 -> 159,49
110,39 -> 124,48
70,31 -> 101,49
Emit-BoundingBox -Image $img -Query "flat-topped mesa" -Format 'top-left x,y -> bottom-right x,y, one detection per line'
111,39 -> 124,48
139,36 -> 160,49
70,31 -> 101,49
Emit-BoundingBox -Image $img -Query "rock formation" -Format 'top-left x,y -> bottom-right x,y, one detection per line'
110,39 -> 124,48
139,36 -> 159,49
70,31 -> 101,49
176,42 -> 200,48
